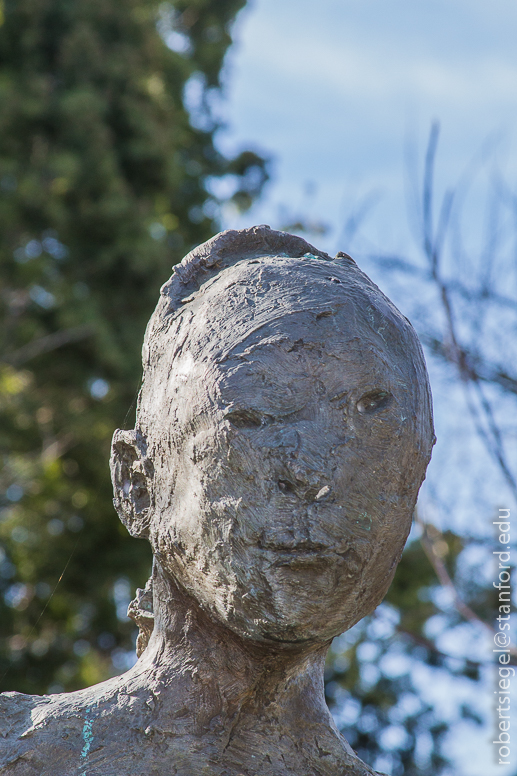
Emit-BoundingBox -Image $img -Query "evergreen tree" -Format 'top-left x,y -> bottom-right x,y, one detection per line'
0,0 -> 267,694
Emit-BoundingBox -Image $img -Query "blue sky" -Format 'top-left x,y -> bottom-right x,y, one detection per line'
219,0 -> 517,256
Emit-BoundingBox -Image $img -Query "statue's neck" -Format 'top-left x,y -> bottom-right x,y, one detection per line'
134,561 -> 334,740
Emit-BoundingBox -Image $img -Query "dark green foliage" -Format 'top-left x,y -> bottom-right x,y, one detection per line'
0,0 -> 267,694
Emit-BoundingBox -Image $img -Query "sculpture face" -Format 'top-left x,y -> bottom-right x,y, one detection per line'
148,315 -> 425,645
114,247 -> 434,647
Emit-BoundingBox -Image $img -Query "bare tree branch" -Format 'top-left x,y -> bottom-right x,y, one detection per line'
397,625 -> 517,668
417,125 -> 517,501
420,334 -> 517,396
2,324 -> 95,366
415,511 -> 517,659
423,121 -> 440,264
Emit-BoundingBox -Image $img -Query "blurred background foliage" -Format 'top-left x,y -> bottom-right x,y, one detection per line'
0,3 -> 514,776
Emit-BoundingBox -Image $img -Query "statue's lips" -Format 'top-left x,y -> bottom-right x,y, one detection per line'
255,541 -> 364,577
258,542 -> 340,568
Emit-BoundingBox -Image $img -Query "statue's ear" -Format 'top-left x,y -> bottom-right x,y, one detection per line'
110,429 -> 154,539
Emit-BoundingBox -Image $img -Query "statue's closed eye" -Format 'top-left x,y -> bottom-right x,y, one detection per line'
356,390 -> 392,415
225,408 -> 263,428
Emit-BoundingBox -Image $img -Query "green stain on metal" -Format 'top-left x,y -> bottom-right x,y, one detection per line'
81,712 -> 93,759
353,512 -> 372,531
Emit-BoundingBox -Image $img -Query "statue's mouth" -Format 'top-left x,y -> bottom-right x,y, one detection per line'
258,542 -> 339,568
260,540 -> 328,552
256,540 -> 364,577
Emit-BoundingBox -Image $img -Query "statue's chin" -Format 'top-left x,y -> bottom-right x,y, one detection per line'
195,564 -> 364,647
221,607 -> 351,647
163,534 -> 401,647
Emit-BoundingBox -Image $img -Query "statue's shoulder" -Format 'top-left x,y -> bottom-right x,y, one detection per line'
0,690 -> 47,735
0,679 -> 175,776
0,687 -> 386,776
0,691 -> 58,774
0,685 -> 121,776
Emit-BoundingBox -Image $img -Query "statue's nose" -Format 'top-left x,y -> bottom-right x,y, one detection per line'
265,424 -> 333,499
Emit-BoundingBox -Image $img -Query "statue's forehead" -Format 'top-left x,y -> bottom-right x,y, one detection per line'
192,256 -> 370,318
173,276 -> 403,365
140,252 -> 427,437
219,330 -> 397,379
150,288 -> 414,420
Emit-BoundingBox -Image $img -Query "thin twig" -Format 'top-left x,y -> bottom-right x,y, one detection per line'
419,124 -> 517,500
423,121 -> 440,266
420,334 -> 517,396
396,626 -> 517,668
2,324 -> 95,366
415,512 -> 517,658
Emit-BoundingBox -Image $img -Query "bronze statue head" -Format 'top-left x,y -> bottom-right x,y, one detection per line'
111,226 -> 434,648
